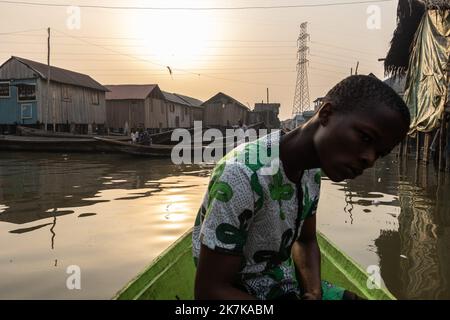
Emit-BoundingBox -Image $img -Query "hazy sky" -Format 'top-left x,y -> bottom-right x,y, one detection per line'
0,0 -> 399,120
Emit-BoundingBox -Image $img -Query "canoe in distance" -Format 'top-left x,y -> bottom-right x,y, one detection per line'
0,135 -> 102,153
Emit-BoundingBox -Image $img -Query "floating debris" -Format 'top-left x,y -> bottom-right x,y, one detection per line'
400,255 -> 407,259
378,178 -> 381,183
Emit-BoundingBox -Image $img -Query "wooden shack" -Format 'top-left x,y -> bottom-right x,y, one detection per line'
249,103 -> 281,129
202,92 -> 249,128
105,84 -> 167,133
0,56 -> 108,133
162,91 -> 193,128
172,93 -> 204,122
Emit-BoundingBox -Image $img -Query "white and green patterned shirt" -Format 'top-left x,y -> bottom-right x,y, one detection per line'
192,131 -> 321,300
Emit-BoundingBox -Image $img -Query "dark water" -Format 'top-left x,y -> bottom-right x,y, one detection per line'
0,152 -> 211,299
318,154 -> 450,300
1,151 -> 449,299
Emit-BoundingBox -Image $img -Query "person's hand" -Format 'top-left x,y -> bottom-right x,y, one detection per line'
301,292 -> 322,300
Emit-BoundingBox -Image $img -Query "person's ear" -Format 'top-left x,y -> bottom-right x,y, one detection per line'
318,102 -> 333,126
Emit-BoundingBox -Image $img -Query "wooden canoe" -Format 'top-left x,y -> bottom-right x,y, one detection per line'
113,229 -> 395,300
93,137 -> 188,157
17,126 -> 131,141
0,135 -> 103,153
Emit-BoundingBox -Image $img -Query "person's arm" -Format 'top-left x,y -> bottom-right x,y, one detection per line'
195,245 -> 256,300
291,214 -> 322,300
194,162 -> 256,300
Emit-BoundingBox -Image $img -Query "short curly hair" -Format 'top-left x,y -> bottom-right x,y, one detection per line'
323,75 -> 411,127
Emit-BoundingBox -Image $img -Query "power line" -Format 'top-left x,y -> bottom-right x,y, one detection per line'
0,27 -> 45,35
0,0 -> 395,11
310,40 -> 381,57
0,39 -> 298,49
0,33 -> 297,43
51,29 -> 295,88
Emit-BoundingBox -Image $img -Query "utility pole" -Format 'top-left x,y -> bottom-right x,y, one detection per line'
46,27 -> 51,131
355,61 -> 359,75
292,22 -> 310,127
266,88 -> 269,104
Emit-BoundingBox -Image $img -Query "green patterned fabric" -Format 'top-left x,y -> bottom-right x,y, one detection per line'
192,131 -> 321,299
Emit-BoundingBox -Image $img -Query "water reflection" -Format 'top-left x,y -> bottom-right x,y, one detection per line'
391,157 -> 450,299
0,151 -> 210,299
318,154 -> 450,299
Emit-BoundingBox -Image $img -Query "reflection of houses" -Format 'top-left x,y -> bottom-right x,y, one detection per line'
248,103 -> 281,129
202,92 -> 249,128
371,155 -> 450,299
0,56 -> 108,133
0,153 -> 194,226
105,84 -> 167,133
395,159 -> 449,299
384,0 -> 449,168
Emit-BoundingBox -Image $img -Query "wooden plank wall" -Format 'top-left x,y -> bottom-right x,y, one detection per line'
0,59 -> 37,79
106,99 -> 145,130
203,102 -> 248,127
39,80 -> 106,125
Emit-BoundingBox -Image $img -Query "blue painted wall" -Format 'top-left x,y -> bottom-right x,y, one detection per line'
0,79 -> 38,125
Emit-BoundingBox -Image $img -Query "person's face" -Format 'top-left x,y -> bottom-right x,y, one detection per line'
313,102 -> 408,182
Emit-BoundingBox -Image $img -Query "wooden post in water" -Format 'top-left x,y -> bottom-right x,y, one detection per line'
445,116 -> 450,172
423,132 -> 431,164
403,135 -> 409,157
415,132 -> 421,166
439,113 -> 446,171
46,27 -> 51,131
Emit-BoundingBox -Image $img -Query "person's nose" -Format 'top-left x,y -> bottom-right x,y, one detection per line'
360,148 -> 377,169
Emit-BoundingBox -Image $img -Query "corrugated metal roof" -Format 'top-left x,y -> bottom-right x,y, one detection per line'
10,56 -> 108,92
162,91 -> 190,106
174,93 -> 203,107
105,84 -> 159,100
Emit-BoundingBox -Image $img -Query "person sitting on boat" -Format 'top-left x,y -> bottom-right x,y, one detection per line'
192,75 -> 410,300
139,130 -> 152,146
131,130 -> 137,144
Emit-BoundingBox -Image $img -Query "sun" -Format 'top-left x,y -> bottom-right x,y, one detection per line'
128,10 -> 219,70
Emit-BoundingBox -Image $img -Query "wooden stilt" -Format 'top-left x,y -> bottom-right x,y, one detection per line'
423,132 -> 431,164
444,115 -> 450,171
439,113 -> 446,171
416,132 -> 421,166
403,135 -> 409,157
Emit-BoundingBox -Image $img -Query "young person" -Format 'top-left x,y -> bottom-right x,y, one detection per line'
193,75 -> 410,300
